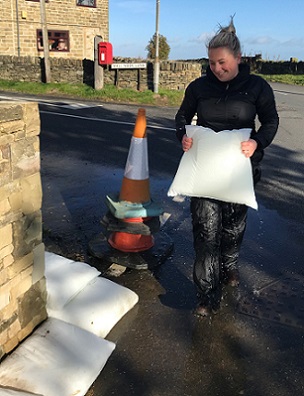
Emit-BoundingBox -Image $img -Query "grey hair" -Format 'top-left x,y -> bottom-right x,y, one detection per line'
207,16 -> 241,57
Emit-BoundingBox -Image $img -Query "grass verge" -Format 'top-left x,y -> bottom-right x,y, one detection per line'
257,74 -> 304,85
0,74 -> 303,107
0,80 -> 184,107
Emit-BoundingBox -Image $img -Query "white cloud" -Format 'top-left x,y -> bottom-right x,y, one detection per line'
280,38 -> 304,47
168,36 -> 183,45
245,36 -> 277,46
244,34 -> 304,49
193,31 -> 214,44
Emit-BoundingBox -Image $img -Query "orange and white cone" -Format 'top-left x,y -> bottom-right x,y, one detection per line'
108,108 -> 154,252
119,108 -> 150,203
108,223 -> 154,252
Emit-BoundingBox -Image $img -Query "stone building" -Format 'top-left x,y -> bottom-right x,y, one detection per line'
0,0 -> 109,60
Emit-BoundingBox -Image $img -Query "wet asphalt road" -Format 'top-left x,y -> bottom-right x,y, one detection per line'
1,86 -> 304,395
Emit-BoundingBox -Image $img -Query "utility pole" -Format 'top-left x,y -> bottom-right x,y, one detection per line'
94,36 -> 104,90
40,0 -> 51,83
15,0 -> 20,57
153,0 -> 160,93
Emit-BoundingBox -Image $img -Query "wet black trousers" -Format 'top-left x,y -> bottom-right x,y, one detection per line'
190,197 -> 248,306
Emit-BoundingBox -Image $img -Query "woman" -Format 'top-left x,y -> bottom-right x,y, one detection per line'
175,18 -> 279,317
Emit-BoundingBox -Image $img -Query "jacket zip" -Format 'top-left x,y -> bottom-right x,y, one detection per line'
216,83 -> 230,104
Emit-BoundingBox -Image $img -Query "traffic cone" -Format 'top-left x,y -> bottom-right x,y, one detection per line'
89,108 -> 172,266
107,108 -> 156,252
108,225 -> 154,252
119,108 -> 150,203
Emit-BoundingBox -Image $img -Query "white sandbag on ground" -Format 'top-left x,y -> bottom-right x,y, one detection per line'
0,318 -> 115,396
47,276 -> 139,338
168,125 -> 258,209
0,388 -> 43,395
45,251 -> 100,310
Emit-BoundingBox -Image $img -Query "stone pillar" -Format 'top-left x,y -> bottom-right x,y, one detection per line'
0,102 -> 47,361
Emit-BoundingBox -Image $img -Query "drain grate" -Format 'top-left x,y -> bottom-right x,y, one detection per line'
238,273 -> 304,329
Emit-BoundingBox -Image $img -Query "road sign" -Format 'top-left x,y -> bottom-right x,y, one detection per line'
111,63 -> 147,69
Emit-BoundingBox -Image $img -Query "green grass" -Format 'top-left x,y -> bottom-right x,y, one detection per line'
0,74 -> 303,107
0,79 -> 184,107
256,74 -> 304,85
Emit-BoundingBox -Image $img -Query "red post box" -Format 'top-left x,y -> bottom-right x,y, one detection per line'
98,42 -> 113,65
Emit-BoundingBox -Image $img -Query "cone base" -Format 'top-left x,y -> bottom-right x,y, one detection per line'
88,231 -> 174,270
108,231 -> 154,253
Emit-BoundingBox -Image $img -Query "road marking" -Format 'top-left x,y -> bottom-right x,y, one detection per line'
0,95 -> 103,109
39,110 -> 175,131
42,102 -> 103,110
0,94 -> 174,131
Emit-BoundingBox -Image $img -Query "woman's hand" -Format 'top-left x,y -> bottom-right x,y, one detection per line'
241,139 -> 257,158
182,134 -> 193,152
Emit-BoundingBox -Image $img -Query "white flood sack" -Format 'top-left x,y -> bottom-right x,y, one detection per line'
45,251 -> 100,310
45,252 -> 139,338
0,318 -> 115,396
168,125 -> 258,209
47,276 -> 139,338
0,389 -> 43,396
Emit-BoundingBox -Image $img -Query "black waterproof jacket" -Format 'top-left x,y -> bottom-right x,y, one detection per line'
175,64 -> 279,165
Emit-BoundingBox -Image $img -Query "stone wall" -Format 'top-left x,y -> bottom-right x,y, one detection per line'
258,60 -> 304,74
158,61 -> 201,90
104,60 -> 202,91
0,55 -> 202,90
0,102 -> 47,361
1,54 -> 303,90
0,56 -> 42,82
0,56 -> 89,84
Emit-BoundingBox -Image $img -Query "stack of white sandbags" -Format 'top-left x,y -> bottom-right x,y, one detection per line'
45,252 -> 139,338
0,252 -> 139,396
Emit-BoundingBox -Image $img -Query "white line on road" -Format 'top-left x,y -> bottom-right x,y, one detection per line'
39,110 -> 175,131
0,95 -> 103,109
0,95 -> 174,131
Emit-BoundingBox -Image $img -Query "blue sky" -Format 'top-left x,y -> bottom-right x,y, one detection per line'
109,0 -> 304,61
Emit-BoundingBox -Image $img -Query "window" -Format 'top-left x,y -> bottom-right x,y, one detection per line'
37,30 -> 69,52
76,0 -> 96,7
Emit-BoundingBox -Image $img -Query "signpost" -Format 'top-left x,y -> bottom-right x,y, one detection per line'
154,0 -> 160,93
111,63 -> 147,69
111,63 -> 147,91
94,36 -> 104,90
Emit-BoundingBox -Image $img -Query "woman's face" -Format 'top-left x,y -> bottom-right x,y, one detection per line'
208,47 -> 241,82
